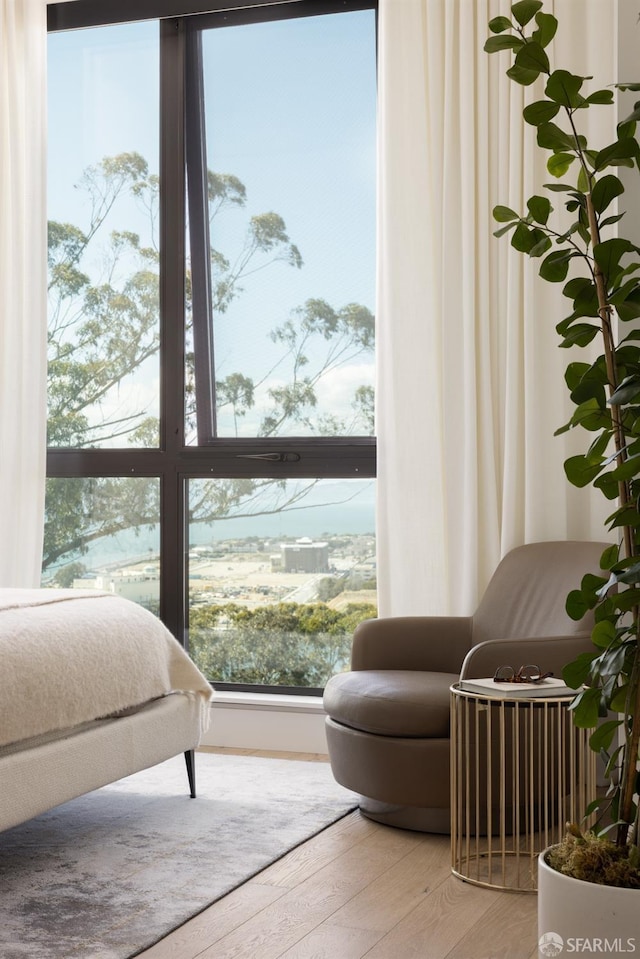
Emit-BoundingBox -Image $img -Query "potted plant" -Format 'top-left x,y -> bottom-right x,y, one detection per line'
484,0 -> 640,950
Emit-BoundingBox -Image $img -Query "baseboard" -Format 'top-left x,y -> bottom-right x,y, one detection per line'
201,693 -> 329,754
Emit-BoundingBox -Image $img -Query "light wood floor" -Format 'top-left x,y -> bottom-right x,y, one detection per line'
139,749 -> 539,959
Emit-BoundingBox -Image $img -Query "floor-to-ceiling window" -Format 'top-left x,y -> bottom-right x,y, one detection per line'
46,0 -> 377,694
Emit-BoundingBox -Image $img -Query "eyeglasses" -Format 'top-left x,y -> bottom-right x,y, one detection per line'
493,664 -> 553,684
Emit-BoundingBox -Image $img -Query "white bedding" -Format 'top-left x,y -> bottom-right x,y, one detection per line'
0,588 -> 212,749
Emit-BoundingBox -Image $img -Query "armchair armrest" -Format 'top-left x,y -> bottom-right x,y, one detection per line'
459,632 -> 594,681
351,616 -> 473,672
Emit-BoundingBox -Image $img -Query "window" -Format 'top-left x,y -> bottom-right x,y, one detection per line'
46,0 -> 377,693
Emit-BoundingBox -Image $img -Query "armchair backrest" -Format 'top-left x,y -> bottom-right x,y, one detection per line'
471,541 -> 612,647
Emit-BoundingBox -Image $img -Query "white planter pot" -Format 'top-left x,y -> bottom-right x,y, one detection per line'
538,847 -> 639,958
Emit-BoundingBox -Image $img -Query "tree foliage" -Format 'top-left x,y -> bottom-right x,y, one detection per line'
486,0 -> 640,854
188,601 -> 377,686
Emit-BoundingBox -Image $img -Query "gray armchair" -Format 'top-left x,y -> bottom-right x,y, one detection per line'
323,540 -> 610,832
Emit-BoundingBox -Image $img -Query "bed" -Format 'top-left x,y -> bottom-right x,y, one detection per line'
0,588 -> 213,833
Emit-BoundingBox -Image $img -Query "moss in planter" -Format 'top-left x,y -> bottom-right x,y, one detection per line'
547,832 -> 640,889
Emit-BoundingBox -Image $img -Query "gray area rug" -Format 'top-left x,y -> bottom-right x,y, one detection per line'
0,752 -> 357,959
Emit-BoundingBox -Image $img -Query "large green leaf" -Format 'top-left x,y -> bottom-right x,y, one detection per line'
606,506 -> 640,530
558,323 -> 600,348
585,429 -> 613,463
615,292 -> 640,323
484,35 -> 525,54
547,153 -> 574,177
564,359 -> 591,390
590,175 -> 624,215
531,11 -> 557,48
612,588 -> 640,612
577,165 -> 592,195
608,277 -> 640,306
562,650 -> 596,683
564,454 -> 604,487
527,195 -> 551,224
609,374 -> 640,406
569,686 -> 603,728
507,64 -> 540,87
488,15 -> 513,33
586,89 -> 615,105
600,543 -> 620,568
593,470 -> 619,500
493,205 -> 519,222
537,121 -> 575,152
607,454 -> 640,482
593,238 -> 633,284
570,376 -> 606,407
545,69 -> 584,108
598,646 -> 628,678
544,182 -> 577,193
515,41 -> 550,75
539,248 -> 573,282
591,620 -> 617,649
617,120 -> 637,141
511,222 -> 542,253
511,0 -> 543,26
564,276 -> 593,299
595,138 -> 640,171
600,213 -> 626,229
589,719 -> 622,753
610,684 -> 630,712
523,100 -> 560,126
493,222 -> 518,239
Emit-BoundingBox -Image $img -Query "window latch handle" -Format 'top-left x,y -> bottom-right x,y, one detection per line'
236,452 -> 301,462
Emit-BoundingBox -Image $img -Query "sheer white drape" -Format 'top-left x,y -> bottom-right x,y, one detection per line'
376,0 -> 616,617
0,0 -> 47,586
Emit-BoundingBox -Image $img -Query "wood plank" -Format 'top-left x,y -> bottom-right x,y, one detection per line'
328,833 -> 449,934
253,811 -> 377,889
362,874 -> 501,959
446,890 -> 538,959
250,810 -> 374,888
277,923 -> 382,959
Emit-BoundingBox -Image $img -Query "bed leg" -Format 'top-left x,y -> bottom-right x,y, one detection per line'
184,750 -> 196,798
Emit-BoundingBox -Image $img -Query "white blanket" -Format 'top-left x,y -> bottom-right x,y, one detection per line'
0,589 -> 212,749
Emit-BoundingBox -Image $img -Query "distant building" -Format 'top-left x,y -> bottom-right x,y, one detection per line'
280,537 -> 329,573
73,569 -> 159,605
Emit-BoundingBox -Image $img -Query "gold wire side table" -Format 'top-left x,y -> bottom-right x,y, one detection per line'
450,683 -> 596,893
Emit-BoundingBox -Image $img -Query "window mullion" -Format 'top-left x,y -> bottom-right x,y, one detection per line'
160,17 -> 188,638
186,24 -> 217,444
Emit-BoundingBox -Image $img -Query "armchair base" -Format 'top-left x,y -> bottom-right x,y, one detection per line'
358,797 -> 450,833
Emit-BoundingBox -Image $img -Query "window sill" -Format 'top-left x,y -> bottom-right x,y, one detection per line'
203,690 -> 328,752
210,691 -> 325,713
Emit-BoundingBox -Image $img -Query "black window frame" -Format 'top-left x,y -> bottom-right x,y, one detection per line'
46,0 -> 377,694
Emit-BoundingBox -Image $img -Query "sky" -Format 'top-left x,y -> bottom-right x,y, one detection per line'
47,9 -> 377,441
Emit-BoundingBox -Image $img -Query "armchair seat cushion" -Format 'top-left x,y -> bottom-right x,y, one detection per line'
323,670 -> 459,738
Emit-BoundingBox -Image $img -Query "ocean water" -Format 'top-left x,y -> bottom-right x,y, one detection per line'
55,493 -> 375,573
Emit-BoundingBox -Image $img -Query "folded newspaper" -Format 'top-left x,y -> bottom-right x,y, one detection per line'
458,676 -> 576,698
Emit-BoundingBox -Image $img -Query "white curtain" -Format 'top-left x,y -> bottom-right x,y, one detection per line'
376,0 -> 617,616
0,0 -> 47,587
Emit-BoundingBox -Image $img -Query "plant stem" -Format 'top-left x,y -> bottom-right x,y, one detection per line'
584,193 -> 634,560
618,644 -> 640,847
